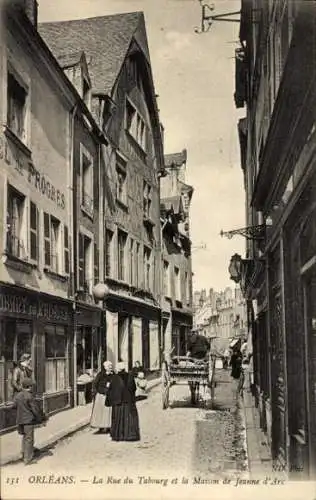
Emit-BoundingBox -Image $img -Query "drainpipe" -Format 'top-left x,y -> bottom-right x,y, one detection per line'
70,103 -> 78,407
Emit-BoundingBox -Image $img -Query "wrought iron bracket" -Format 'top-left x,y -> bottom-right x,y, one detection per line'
195,1 -> 240,34
220,224 -> 266,241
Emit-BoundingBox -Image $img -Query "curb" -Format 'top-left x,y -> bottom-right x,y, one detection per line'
1,377 -> 161,467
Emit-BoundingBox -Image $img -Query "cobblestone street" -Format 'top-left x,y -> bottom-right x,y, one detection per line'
3,369 -> 247,483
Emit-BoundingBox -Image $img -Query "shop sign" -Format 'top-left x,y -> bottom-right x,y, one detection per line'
0,135 -> 65,209
0,292 -> 70,322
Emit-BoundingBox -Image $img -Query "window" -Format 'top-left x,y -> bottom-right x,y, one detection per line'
174,266 -> 181,301
185,271 -> 191,306
80,146 -> 93,216
144,246 -> 151,291
143,181 -> 152,218
45,325 -> 68,393
78,233 -> 92,292
6,185 -> 26,259
116,154 -> 127,206
105,229 -> 113,277
0,320 -> 32,403
29,202 -> 38,262
64,225 -> 70,275
118,230 -> 127,281
94,242 -> 99,286
44,213 -> 61,273
129,238 -> 134,285
163,260 -> 170,297
125,98 -> 147,151
7,72 -> 27,141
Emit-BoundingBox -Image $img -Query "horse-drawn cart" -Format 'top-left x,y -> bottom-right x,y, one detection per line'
161,355 -> 216,409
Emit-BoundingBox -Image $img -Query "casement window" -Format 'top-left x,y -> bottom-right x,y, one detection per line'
7,72 -> 27,141
105,229 -> 113,278
64,225 -> 70,275
80,145 -> 93,217
143,181 -> 152,218
6,185 -> 27,260
44,213 -> 61,273
163,260 -> 170,297
78,232 -> 92,292
94,242 -> 99,286
116,154 -> 127,206
117,230 -> 127,281
143,246 -> 151,291
174,266 -> 181,301
125,98 -> 147,151
45,325 -> 69,393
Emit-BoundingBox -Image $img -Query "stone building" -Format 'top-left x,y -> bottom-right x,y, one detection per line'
235,0 -> 316,479
160,149 -> 194,357
40,12 -> 165,373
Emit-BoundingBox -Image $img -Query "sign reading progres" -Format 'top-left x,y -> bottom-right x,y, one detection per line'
0,292 -> 70,322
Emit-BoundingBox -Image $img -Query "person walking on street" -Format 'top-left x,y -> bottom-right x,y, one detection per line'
229,346 -> 243,398
107,361 -> 140,442
13,378 -> 47,465
11,353 -> 34,399
90,360 -> 113,434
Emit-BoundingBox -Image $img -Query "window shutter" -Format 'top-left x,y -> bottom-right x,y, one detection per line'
44,212 -> 51,266
78,233 -> 84,288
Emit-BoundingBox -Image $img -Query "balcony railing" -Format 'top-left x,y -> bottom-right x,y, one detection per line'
6,233 -> 27,260
81,191 -> 94,216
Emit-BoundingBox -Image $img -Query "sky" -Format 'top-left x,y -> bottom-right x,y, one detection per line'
39,0 -> 246,293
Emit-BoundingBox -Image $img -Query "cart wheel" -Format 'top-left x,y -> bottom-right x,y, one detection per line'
162,383 -> 169,409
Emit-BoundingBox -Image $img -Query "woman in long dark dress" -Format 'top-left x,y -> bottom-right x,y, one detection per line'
108,362 -> 140,442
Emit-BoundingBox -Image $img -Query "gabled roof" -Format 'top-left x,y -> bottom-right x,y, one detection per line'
39,12 -> 144,96
164,149 -> 187,168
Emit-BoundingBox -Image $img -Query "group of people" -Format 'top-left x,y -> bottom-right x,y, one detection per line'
90,360 -> 143,442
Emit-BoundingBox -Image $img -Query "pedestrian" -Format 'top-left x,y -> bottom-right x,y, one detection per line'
223,348 -> 230,369
186,332 -> 210,360
13,377 -> 47,465
107,361 -> 140,442
90,360 -> 113,434
229,346 -> 243,398
11,353 -> 34,399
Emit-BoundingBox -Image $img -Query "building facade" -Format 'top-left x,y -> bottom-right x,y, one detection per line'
40,12 -> 165,374
0,2 -> 76,430
235,0 -> 316,479
160,150 -> 194,357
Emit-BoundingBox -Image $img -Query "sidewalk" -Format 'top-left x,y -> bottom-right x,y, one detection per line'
242,381 -> 273,478
0,377 -> 161,466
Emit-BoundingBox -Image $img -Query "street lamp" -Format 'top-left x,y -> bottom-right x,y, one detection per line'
195,1 -> 241,34
92,282 -> 111,301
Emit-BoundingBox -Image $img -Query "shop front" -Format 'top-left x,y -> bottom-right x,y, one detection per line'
75,304 -> 103,406
0,284 -> 73,432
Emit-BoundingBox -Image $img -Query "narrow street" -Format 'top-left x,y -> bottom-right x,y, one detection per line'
3,370 -> 247,483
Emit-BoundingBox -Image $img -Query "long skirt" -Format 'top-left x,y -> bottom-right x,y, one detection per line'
90,393 -> 111,429
111,403 -> 140,441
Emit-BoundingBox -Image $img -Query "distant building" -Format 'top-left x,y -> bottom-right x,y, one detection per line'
160,149 -> 194,357
193,287 -> 247,353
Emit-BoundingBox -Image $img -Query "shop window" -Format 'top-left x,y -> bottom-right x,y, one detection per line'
143,181 -> 152,218
44,213 -> 62,274
0,320 -> 32,404
29,201 -> 38,262
7,71 -> 27,141
80,145 -> 94,217
115,154 -> 127,206
118,315 -> 128,363
45,325 -> 68,393
105,229 -> 113,277
118,230 -> 127,281
78,232 -> 92,292
77,327 -> 99,376
6,185 -> 27,260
